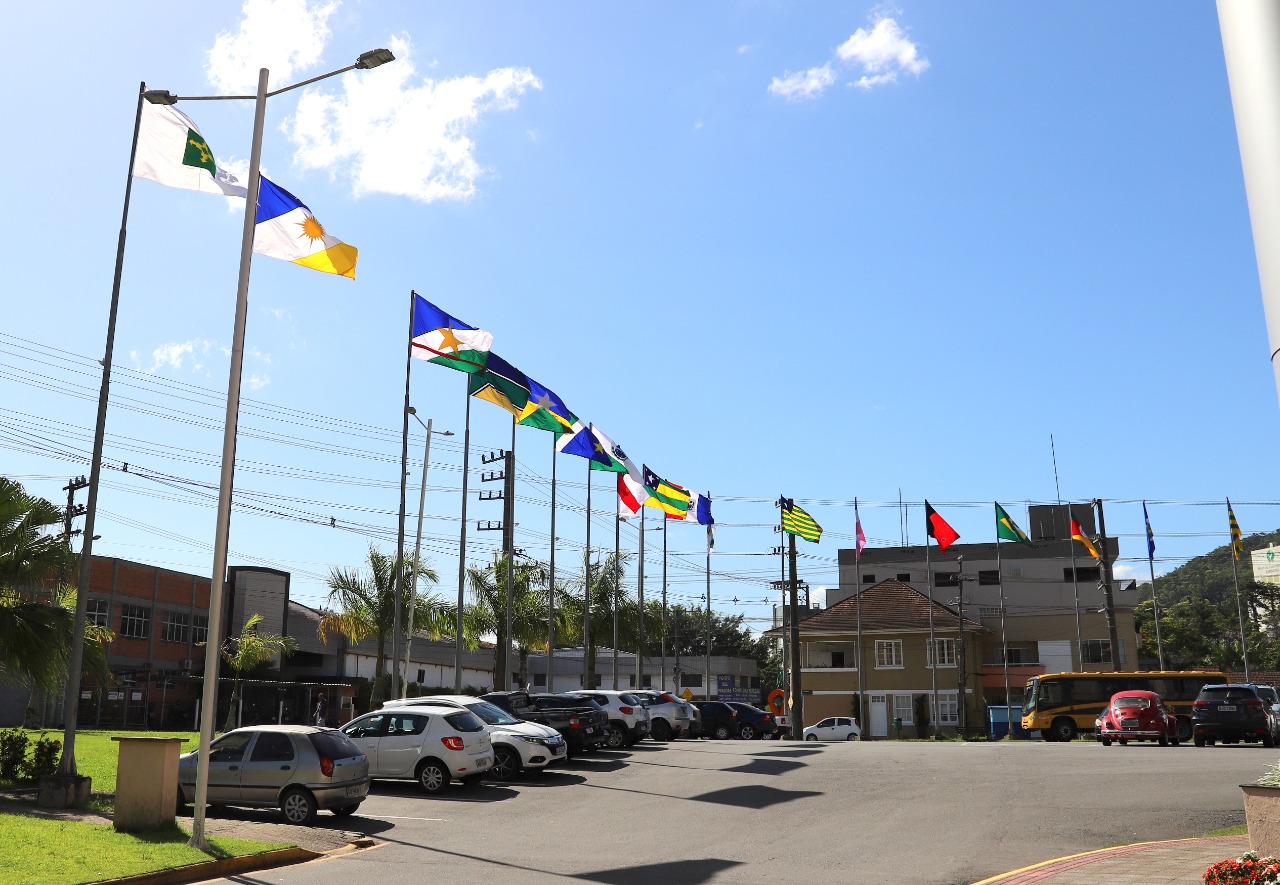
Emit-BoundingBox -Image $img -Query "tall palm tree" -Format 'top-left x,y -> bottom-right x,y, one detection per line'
465,553 -> 561,690
319,545 -> 447,709
221,613 -> 298,732
560,551 -> 635,686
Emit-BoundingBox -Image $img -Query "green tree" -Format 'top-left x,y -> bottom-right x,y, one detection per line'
221,613 -> 298,732
320,545 -> 446,710
465,553 -> 559,690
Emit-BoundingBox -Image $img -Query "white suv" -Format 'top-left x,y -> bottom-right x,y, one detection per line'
631,690 -> 691,741
383,695 -> 567,780
340,706 -> 492,794
566,690 -> 651,748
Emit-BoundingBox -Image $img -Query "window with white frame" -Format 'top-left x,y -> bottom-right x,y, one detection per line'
875,640 -> 903,668
1080,639 -> 1123,665
927,638 -> 957,668
86,598 -> 109,628
893,694 -> 913,724
162,610 -> 189,644
191,614 -> 209,645
119,604 -> 150,639
932,695 -> 959,726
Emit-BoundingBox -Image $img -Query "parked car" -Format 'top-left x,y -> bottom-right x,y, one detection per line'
480,691 -> 609,757
1249,684 -> 1280,743
339,706 -> 493,793
691,701 -> 739,740
177,725 -> 369,825
686,700 -> 702,737
382,695 -> 567,780
724,702 -> 778,740
1095,690 -> 1178,746
1192,683 -> 1275,748
803,716 -> 861,742
630,690 -> 691,741
566,690 -> 651,748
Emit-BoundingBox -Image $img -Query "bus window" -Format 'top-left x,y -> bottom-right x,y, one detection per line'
1039,681 -> 1061,708
1073,679 -> 1106,705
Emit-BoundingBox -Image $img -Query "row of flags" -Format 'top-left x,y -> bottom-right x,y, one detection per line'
133,101 -> 358,278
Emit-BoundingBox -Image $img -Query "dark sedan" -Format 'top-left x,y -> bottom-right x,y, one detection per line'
692,701 -> 739,740
724,702 -> 778,740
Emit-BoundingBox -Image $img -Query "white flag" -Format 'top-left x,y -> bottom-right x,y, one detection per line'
133,101 -> 247,197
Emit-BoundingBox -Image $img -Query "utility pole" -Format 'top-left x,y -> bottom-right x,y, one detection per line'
60,476 -> 88,590
478,449 -> 508,687
954,556 -> 973,734
788,531 -> 804,738
1093,499 -> 1122,668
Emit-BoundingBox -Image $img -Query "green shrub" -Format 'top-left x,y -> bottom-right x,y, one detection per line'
0,729 -> 30,780
25,734 -> 61,778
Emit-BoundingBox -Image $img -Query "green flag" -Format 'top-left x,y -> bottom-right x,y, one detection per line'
780,498 -> 822,543
995,502 -> 1033,547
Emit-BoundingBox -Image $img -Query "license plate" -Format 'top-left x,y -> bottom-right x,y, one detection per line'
345,785 -> 363,797
1222,705 -> 1237,712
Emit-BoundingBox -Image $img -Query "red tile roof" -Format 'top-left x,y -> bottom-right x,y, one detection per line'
782,579 -> 985,635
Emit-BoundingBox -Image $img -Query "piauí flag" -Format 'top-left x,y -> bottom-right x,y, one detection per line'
995,502 -> 1033,547
468,353 -> 530,418
925,501 -> 959,554
1229,498 -> 1245,561
1143,501 -> 1156,560
410,294 -> 492,373
854,498 -> 867,561
780,497 -> 822,543
618,473 -> 650,518
517,377 -> 576,433
133,101 -> 247,196
556,422 -> 613,467
254,176 -> 358,278
643,466 -> 691,517
1069,505 -> 1101,560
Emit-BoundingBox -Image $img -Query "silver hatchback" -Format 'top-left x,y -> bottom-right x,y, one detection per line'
177,725 -> 369,825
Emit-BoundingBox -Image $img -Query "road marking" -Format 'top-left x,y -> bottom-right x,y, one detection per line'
372,814 -> 448,821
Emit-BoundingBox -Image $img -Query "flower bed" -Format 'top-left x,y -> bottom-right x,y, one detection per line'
1205,852 -> 1280,884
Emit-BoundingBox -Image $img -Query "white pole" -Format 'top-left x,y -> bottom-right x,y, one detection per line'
1218,0 -> 1280,411
402,417 -> 434,695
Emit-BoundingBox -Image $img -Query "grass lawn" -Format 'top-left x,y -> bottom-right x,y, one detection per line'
1,730 -> 199,795
0,815 -> 285,885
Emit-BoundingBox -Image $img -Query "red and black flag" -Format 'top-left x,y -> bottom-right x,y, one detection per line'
925,501 -> 959,554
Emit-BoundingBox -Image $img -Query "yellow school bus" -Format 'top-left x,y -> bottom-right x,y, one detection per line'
1021,670 -> 1227,742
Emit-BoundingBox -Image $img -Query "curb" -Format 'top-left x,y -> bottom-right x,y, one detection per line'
91,846 -> 320,885
969,835 -> 1251,885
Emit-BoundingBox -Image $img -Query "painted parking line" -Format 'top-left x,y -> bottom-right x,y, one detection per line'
372,814 -> 448,821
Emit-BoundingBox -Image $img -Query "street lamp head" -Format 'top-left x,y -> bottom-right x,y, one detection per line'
440,430 -> 455,436
355,48 -> 395,69
407,406 -> 417,415
143,90 -> 179,105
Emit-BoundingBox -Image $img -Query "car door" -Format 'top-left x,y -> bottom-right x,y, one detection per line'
378,713 -> 431,776
238,731 -> 298,806
341,714 -> 389,775
205,731 -> 254,802
815,718 -> 836,740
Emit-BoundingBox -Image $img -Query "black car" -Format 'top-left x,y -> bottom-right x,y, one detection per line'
724,702 -> 778,740
480,691 -> 609,757
1250,684 -> 1280,743
1192,683 -> 1274,747
692,701 -> 740,740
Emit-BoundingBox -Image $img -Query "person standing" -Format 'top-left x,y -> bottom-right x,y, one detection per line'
314,694 -> 328,727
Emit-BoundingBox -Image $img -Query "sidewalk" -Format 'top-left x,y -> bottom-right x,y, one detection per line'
973,835 -> 1252,884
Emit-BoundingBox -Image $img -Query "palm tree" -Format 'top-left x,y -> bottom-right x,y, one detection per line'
319,545 -> 447,709
221,613 -> 298,731
465,553 -> 560,690
560,551 -> 634,686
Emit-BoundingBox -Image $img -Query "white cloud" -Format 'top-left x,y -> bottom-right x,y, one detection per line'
261,307 -> 291,322
206,0 -> 339,94
767,64 -> 837,102
142,339 -> 217,374
245,373 -> 272,391
282,34 -> 542,202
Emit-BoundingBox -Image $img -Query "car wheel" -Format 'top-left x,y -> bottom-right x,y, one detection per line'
1158,734 -> 1169,747
279,788 -> 317,826
1175,717 -> 1193,743
604,725 -> 627,750
1100,737 -> 1111,746
845,733 -> 857,741
416,758 -> 450,794
1265,733 -> 1276,749
739,725 -> 757,741
490,747 -> 520,781
805,733 -> 818,741
1194,735 -> 1206,747
1048,717 -> 1077,742
712,724 -> 731,740
651,719 -> 673,742
331,803 -> 360,818
1118,739 -> 1128,746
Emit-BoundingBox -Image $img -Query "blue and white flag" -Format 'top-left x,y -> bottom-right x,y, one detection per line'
254,177 -> 358,278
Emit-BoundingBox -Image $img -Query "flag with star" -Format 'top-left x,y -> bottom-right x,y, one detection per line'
780,497 -> 822,543
1229,498 -> 1245,561
556,422 -> 614,467
517,377 -> 577,433
643,466 -> 691,517
1143,500 -> 1156,561
995,502 -> 1033,548
587,425 -> 641,481
468,353 -> 530,417
133,101 -> 247,196
410,294 -> 493,373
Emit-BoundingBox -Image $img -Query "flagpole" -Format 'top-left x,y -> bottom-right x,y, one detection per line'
705,490 -> 711,704
637,505 -> 646,688
854,499 -> 866,740
1067,505 -> 1083,668
787,524 -> 804,739
926,520 -> 939,740
454,381 -> 471,693
1145,502 -> 1166,670
390,291 -> 414,701
584,460 -> 592,689
994,505 -> 1012,734
547,435 -> 557,692
58,81 -> 147,785
661,517 -> 668,693
505,418 -> 516,690
1230,499 -> 1252,681
613,512 -> 621,690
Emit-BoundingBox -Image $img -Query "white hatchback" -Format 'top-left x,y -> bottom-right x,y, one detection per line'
340,706 -> 492,794
803,716 -> 861,742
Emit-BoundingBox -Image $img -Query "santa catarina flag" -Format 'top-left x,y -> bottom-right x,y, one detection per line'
1069,505 -> 1101,560
133,101 -> 247,196
780,498 -> 822,543
253,176 -> 358,278
410,295 -> 493,373
925,501 -> 959,554
643,466 -> 691,517
517,377 -> 577,433
995,502 -> 1033,547
468,353 -> 530,417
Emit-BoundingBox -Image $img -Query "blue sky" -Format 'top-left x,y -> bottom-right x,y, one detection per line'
3,2 -> 1275,635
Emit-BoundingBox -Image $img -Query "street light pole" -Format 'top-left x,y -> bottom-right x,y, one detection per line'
403,408 -> 453,695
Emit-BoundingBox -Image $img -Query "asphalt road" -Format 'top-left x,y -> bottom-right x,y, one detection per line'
206,737 -> 1267,885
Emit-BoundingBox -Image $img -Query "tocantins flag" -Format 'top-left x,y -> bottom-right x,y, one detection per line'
133,101 -> 247,196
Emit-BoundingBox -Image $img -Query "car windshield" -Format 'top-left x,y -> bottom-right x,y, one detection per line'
1113,697 -> 1151,710
1023,679 -> 1039,712
467,701 -> 521,726
309,731 -> 362,760
1257,687 -> 1278,704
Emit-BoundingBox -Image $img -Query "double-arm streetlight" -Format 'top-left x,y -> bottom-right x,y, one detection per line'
400,407 -> 453,695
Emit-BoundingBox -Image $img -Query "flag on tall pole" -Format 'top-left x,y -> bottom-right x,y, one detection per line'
642,466 -> 692,517
1069,505 -> 1101,560
854,500 -> 866,561
557,422 -> 613,467
410,295 -> 493,372
252,176 -> 358,278
995,503 -> 1033,547
468,353 -> 530,417
1229,498 -> 1246,560
517,377 -> 577,433
780,498 -> 822,543
925,501 -> 958,554
1144,501 -> 1157,560
133,101 -> 248,196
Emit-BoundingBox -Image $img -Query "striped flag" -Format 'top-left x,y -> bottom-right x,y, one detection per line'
1069,504 -> 1101,560
1229,498 -> 1245,561
642,466 -> 691,517
780,498 -> 822,543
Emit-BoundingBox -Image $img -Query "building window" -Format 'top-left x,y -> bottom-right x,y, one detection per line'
533,673 -> 546,686
893,694 -> 913,725
896,573 -> 911,582
927,638 -> 956,668
191,614 -> 209,646
681,673 -> 703,687
934,572 -> 959,587
417,669 -> 426,684
932,695 -> 959,726
1000,647 -> 1030,665
119,604 -> 150,640
162,611 -> 190,644
862,573 -> 876,584
750,676 -> 760,688
642,674 -> 652,688
978,570 -> 1000,586
1063,566 -> 1101,582
1081,639 -> 1112,664
875,640 -> 903,668
86,598 -> 110,628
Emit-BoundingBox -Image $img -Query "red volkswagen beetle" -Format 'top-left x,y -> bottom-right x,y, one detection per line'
1096,690 -> 1179,746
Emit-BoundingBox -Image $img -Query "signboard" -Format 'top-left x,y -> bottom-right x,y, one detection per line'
80,691 -> 92,700
680,688 -> 694,701
107,692 -> 122,701
716,675 -> 758,704
131,692 -> 143,702
1252,546 -> 1280,587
